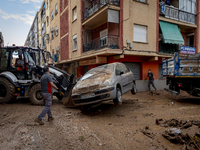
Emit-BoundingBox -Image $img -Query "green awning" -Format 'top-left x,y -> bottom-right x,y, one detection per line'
159,21 -> 184,45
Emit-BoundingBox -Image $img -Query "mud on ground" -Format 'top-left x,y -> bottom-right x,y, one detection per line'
0,90 -> 200,150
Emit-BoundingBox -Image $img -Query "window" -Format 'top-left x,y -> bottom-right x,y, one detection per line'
136,0 -> 147,3
46,0 -> 48,8
100,29 -> 108,47
46,16 -> 49,26
55,26 -> 58,36
42,21 -> 46,36
133,24 -> 147,43
55,4 -> 58,15
73,35 -> 77,50
52,31 -> 54,40
115,64 -> 124,76
187,34 -> 194,47
0,49 -> 9,70
42,37 -> 46,49
122,64 -> 130,73
41,3 -> 45,21
51,10 -> 54,20
72,7 -> 77,21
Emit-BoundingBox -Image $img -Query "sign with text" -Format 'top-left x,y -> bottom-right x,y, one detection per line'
180,46 -> 196,55
79,57 -> 107,66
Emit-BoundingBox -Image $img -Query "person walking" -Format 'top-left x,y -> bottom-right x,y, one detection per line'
146,69 -> 157,91
35,66 -> 58,125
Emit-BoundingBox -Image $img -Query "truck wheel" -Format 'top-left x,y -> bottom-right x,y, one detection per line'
113,88 -> 122,105
29,84 -> 44,105
0,78 -> 15,103
131,83 -> 137,95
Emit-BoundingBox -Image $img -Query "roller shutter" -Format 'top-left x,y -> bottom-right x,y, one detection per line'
123,62 -> 141,80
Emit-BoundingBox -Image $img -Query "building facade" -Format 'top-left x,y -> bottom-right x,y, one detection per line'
24,13 -> 39,48
38,0 -> 50,52
50,0 -> 60,62
26,0 -> 200,82
0,29 -> 4,47
57,0 -> 200,81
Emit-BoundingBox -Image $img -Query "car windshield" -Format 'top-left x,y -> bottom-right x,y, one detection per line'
81,64 -> 114,81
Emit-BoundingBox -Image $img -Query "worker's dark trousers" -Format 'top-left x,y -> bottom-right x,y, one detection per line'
38,93 -> 52,120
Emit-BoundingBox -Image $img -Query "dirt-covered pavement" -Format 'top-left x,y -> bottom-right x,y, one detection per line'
0,90 -> 200,150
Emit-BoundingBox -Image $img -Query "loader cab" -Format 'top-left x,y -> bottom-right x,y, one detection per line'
0,46 -> 49,80
0,46 -> 51,80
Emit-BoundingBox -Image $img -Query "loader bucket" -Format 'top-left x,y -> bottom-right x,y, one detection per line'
61,74 -> 76,107
61,86 -> 75,107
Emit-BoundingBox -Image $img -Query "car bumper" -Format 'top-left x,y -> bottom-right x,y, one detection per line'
72,86 -> 115,106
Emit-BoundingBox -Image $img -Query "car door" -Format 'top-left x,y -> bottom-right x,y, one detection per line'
115,64 -> 128,94
122,64 -> 134,91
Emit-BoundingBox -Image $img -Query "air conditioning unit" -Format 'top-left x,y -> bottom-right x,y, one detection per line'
51,27 -> 54,32
56,46 -> 60,51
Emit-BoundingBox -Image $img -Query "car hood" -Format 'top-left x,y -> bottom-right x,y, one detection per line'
73,70 -> 112,94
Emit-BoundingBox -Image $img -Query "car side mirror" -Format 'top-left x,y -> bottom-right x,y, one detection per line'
120,71 -> 124,75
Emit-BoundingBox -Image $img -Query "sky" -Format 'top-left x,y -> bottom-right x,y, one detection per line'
0,0 -> 43,46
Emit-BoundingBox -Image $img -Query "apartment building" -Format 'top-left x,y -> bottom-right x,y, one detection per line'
24,13 -> 39,48
56,0 -> 200,81
38,0 -> 50,52
25,0 -> 200,82
0,29 -> 4,47
49,0 -> 60,62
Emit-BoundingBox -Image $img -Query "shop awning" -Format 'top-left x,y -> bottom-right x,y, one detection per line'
159,21 -> 184,45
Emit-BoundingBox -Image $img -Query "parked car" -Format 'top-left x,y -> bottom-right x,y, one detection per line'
71,62 -> 136,108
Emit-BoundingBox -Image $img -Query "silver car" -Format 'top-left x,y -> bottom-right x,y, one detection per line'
71,62 -> 136,106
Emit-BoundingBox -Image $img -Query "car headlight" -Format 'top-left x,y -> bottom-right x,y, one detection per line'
101,79 -> 112,87
72,87 -> 77,94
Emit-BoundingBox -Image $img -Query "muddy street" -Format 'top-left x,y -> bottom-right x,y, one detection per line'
0,90 -> 200,150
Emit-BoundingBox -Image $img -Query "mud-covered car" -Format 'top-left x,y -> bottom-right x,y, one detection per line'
71,62 -> 136,107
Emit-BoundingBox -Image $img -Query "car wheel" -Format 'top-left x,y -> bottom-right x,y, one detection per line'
131,83 -> 137,95
113,88 -> 122,105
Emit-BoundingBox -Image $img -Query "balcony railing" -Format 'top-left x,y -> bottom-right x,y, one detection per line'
83,35 -> 119,53
160,5 -> 196,24
83,0 -> 120,21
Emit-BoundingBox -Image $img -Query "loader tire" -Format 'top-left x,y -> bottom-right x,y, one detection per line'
0,78 -> 15,103
29,84 -> 44,105
62,91 -> 76,107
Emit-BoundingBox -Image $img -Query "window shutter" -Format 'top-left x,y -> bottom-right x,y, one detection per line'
133,25 -> 147,43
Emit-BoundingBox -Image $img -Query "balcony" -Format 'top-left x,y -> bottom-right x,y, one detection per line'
160,5 -> 196,24
83,0 -> 120,21
83,35 -> 119,53
82,0 -> 120,29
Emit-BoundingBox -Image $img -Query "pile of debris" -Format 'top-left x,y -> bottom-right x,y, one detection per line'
156,118 -> 200,149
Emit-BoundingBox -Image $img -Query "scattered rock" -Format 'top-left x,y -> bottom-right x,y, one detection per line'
141,126 -> 154,139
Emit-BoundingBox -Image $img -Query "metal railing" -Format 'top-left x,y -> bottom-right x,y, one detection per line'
159,5 -> 196,24
82,0 -> 120,21
83,35 -> 119,53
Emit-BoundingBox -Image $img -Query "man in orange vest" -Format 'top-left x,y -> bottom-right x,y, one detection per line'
15,55 -> 24,70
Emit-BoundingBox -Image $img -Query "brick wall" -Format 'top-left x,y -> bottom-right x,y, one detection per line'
60,10 -> 69,38
61,34 -> 69,60
181,32 -> 188,46
92,23 -> 119,40
60,0 -> 68,13
60,0 -> 69,61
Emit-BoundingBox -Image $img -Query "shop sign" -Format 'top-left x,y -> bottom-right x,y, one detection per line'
79,57 -> 107,66
79,59 -> 96,66
96,57 -> 107,64
180,46 -> 196,55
